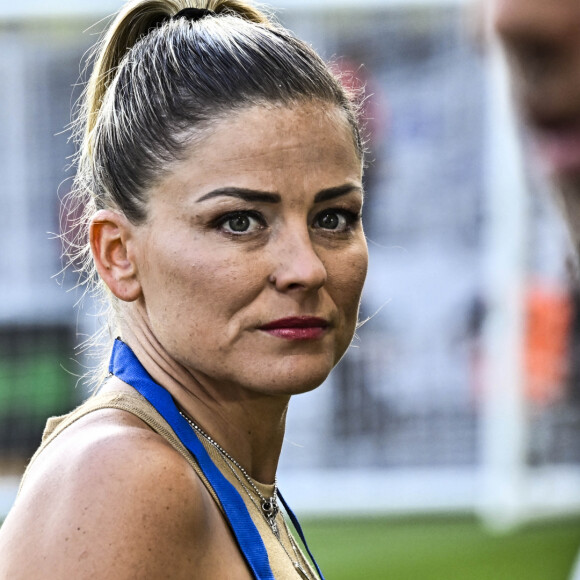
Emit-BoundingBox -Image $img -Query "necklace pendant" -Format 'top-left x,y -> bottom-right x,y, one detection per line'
263,499 -> 280,538
262,498 -> 276,518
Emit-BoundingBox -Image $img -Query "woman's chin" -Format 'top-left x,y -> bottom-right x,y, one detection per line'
251,360 -> 334,397
259,341 -> 353,396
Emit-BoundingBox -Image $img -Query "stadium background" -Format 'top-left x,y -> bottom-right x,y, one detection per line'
1,0 -> 579,577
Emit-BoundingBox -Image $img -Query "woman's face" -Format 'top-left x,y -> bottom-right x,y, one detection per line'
131,103 -> 368,397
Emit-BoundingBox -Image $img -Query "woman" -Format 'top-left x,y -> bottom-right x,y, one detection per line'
0,1 -> 368,578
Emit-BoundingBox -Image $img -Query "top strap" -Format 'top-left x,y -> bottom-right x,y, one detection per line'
109,339 -> 275,580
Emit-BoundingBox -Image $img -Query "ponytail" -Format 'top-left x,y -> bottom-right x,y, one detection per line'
85,2 -> 173,141
81,0 -> 270,159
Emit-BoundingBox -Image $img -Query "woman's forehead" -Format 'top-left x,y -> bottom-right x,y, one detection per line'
186,103 -> 359,171
150,104 -> 362,209
202,102 -> 357,148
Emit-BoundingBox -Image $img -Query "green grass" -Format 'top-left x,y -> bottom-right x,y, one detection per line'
302,515 -> 580,580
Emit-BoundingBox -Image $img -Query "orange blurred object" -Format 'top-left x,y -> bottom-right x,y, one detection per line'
524,282 -> 572,405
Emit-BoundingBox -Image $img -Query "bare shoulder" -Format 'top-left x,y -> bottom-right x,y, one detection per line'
0,407 -> 217,579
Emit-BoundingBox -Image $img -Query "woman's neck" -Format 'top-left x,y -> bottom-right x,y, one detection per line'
111,322 -> 290,484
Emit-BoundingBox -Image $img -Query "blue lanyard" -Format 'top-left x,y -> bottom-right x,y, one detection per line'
109,339 -> 325,580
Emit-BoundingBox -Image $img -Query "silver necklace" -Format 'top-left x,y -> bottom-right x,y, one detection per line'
179,412 -> 313,579
218,453 -> 312,580
178,412 -> 280,532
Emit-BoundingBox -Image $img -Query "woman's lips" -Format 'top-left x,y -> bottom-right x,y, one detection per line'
258,317 -> 329,340
531,124 -> 580,177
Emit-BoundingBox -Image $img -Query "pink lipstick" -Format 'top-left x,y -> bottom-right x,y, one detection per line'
258,317 -> 329,340
532,125 -> 580,177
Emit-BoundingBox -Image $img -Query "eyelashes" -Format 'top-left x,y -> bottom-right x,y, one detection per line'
313,208 -> 360,232
211,208 -> 361,237
214,211 -> 266,235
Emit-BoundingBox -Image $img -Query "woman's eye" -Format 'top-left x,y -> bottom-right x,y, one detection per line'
314,209 -> 356,232
218,212 -> 264,234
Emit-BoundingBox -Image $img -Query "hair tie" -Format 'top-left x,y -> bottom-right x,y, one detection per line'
173,7 -> 215,22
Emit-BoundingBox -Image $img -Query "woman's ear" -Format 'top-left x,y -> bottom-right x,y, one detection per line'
90,209 -> 142,302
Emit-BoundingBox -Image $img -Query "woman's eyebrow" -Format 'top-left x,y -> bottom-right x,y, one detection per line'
196,183 -> 362,204
314,184 -> 363,203
197,187 -> 281,203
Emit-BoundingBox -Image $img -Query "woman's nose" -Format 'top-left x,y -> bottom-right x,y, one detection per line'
493,0 -> 548,40
492,0 -> 576,58
269,229 -> 327,293
490,0 -> 580,106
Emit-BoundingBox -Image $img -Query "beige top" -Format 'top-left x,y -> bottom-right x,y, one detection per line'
21,391 -> 320,580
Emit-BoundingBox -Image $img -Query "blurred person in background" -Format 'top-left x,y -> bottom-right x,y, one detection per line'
491,0 -> 580,254
490,1 -> 580,578
0,1 -> 368,578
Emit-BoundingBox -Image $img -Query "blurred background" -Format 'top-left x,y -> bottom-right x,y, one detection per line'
1,0 -> 579,578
